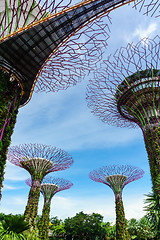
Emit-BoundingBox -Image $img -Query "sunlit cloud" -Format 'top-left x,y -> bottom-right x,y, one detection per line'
3,184 -> 21,191
4,162 -> 30,181
125,22 -> 158,44
133,23 -> 157,40
0,193 -> 145,222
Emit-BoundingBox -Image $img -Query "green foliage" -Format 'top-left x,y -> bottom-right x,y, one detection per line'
24,183 -> 41,233
127,218 -> 139,238
52,224 -> 66,240
144,191 -> 160,237
0,69 -> 21,198
127,216 -> 156,240
50,216 -> 63,227
38,201 -> 51,239
144,127 -> 160,196
115,195 -> 131,240
64,211 -> 107,240
137,216 -> 156,239
0,214 -> 29,240
0,212 -> 157,240
23,230 -> 41,240
50,217 -> 65,240
0,213 -> 5,221
103,222 -> 116,240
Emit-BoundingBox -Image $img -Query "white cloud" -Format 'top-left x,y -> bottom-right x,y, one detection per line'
4,162 -> 30,181
0,192 -> 145,223
3,184 -> 21,190
124,22 -> 158,44
49,194 -> 145,222
133,22 -> 157,39
11,81 -> 142,151
0,195 -> 27,214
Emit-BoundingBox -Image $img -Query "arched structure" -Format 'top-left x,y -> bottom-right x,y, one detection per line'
0,0 -> 133,199
7,143 -> 73,231
89,165 -> 144,240
87,36 -> 160,197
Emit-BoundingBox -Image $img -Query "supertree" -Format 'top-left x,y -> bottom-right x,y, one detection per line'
26,177 -> 73,240
0,0 -> 128,198
89,165 -> 144,240
86,35 -> 160,197
132,0 -> 160,18
7,143 -> 73,231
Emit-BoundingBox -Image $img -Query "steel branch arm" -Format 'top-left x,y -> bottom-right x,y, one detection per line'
0,0 -> 133,106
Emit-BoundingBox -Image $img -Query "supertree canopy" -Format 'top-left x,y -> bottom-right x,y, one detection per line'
132,0 -> 160,18
7,143 -> 73,231
86,35 -> 160,197
89,165 -> 144,240
0,0 -> 135,200
26,177 -> 73,240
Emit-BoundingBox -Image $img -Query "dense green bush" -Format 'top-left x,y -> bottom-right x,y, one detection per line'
0,69 -> 21,198
0,214 -> 29,239
0,211 -> 158,240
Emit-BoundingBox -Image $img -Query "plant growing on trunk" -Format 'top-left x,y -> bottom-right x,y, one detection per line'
89,165 -> 144,240
7,143 -> 73,233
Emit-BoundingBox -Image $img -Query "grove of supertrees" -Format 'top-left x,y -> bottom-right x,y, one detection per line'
0,0 -> 113,198
26,177 -> 73,240
86,35 -> 160,198
7,143 -> 73,232
0,0 -> 159,199
89,165 -> 144,240
0,0 -> 158,201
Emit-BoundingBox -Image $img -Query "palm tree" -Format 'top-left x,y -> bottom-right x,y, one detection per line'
136,216 -> 155,240
144,191 -> 160,237
0,214 -> 29,240
127,218 -> 138,239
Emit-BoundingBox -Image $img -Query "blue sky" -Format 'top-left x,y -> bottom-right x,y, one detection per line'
1,1 -> 160,223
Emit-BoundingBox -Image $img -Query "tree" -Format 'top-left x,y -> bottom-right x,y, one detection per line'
0,214 -> 29,240
8,143 -> 73,232
127,218 -> 139,239
50,217 -> 63,227
0,0 -> 118,200
127,216 -> 156,240
89,165 -> 144,240
136,216 -> 156,240
64,212 -> 107,240
37,177 -> 73,240
104,222 -> 116,240
52,224 -> 66,240
86,36 -> 160,198
144,191 -> 160,237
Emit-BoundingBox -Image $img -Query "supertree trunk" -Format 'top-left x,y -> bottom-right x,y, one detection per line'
0,69 -> 21,199
143,127 -> 160,196
38,200 -> 51,240
8,146 -> 73,234
89,165 -> 143,240
24,179 -> 42,231
115,194 -> 131,240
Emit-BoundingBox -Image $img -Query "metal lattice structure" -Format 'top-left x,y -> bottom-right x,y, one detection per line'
87,35 -> 160,196
0,0 -> 134,199
87,36 -> 160,129
89,165 -> 144,196
7,143 -> 73,230
89,165 -> 144,239
7,143 -> 73,172
132,0 -> 160,18
26,176 -> 73,200
0,0 -> 135,106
